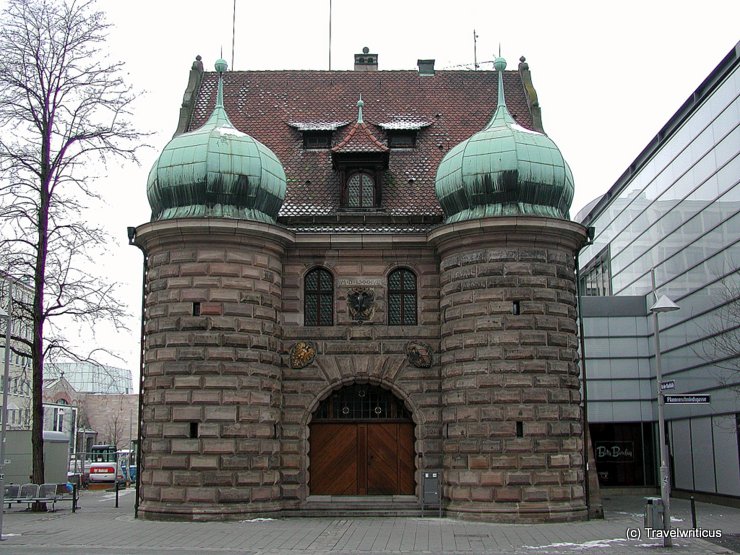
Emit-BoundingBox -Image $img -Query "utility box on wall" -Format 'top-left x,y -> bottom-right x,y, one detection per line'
421,470 -> 442,517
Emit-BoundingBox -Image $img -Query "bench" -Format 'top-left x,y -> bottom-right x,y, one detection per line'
4,483 -> 78,512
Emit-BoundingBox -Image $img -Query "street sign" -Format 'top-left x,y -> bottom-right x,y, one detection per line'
664,394 -> 710,404
660,380 -> 675,391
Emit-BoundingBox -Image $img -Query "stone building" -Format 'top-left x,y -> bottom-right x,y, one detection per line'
132,51 -> 592,522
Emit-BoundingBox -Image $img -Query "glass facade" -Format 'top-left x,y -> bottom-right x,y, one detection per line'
579,58 -> 739,495
46,362 -> 133,394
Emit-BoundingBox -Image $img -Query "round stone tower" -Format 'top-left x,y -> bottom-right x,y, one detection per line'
431,56 -> 588,522
134,59 -> 289,520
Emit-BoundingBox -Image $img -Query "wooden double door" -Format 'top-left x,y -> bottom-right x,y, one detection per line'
310,422 -> 415,495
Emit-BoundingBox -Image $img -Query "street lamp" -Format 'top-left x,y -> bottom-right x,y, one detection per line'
0,284 -> 12,541
649,282 -> 680,548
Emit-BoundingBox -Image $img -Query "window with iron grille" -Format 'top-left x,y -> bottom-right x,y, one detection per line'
304,268 -> 334,326
313,383 -> 412,421
388,268 -> 417,325
346,171 -> 375,208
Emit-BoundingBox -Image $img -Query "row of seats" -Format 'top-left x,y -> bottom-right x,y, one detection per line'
4,483 -> 77,512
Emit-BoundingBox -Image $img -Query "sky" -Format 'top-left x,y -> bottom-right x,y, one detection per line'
3,0 -> 739,388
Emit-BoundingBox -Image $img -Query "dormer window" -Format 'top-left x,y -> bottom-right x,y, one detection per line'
288,122 -> 349,150
303,131 -> 332,149
388,131 -> 416,148
379,120 -> 432,149
346,171 -> 376,208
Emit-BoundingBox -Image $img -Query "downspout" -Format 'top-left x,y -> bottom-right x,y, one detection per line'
575,227 -> 594,520
575,255 -> 590,520
128,227 -> 147,519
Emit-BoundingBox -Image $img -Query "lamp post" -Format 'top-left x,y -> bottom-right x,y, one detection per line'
0,283 -> 12,541
649,270 -> 680,548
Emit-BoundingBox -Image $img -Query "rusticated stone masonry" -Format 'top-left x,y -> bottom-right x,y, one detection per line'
136,221 -> 291,520
430,218 -> 588,523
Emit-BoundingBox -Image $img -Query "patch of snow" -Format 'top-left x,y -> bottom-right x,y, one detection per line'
524,538 -> 627,550
670,516 -> 684,523
240,517 -> 274,522
378,120 -> 432,130
216,126 -> 247,137
288,121 -> 349,131
511,122 -> 542,135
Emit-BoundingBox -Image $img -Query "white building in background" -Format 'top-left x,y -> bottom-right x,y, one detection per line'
578,42 -> 739,501
45,361 -> 133,394
0,271 -> 34,430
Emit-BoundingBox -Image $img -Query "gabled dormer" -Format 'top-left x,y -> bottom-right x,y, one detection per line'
331,97 -> 389,210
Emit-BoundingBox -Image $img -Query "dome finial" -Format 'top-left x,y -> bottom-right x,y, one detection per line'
214,58 -> 228,109
357,94 -> 364,124
494,52 -> 507,108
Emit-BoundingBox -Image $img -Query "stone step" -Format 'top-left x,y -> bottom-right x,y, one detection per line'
284,495 -> 442,518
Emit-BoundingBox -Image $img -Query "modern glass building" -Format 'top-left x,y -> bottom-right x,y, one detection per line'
0,272 -> 34,430
578,42 -> 739,500
46,362 -> 133,394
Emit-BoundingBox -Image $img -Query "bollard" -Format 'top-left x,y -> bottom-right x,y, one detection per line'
72,483 -> 77,513
690,496 -> 697,528
115,479 -> 119,508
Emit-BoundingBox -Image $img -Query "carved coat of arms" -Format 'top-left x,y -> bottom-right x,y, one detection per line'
288,341 -> 317,369
347,287 -> 375,323
405,341 -> 433,368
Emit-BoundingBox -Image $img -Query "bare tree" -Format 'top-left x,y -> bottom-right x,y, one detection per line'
102,396 -> 125,447
0,0 -> 146,495
698,276 -> 740,393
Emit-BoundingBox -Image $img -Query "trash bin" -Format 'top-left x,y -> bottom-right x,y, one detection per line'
644,497 -> 664,528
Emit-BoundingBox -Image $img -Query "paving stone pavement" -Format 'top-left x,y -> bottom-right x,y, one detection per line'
1,488 -> 738,554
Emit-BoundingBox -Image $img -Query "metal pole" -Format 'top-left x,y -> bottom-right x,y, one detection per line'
0,283 -> 13,541
651,269 -> 672,547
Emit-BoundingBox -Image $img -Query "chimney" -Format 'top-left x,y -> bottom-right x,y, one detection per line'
354,46 -> 378,71
417,59 -> 435,76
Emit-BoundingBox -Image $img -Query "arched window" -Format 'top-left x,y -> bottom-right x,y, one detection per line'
304,268 -> 334,326
346,172 -> 375,208
388,268 -> 417,325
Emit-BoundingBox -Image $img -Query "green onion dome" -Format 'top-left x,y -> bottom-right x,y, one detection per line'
147,59 -> 286,223
435,56 -> 574,222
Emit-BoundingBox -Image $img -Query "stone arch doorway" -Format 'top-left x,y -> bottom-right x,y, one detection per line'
309,383 -> 415,496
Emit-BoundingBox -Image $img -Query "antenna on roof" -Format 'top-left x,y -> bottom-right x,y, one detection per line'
231,0 -> 236,69
328,0 -> 333,70
473,30 -> 479,70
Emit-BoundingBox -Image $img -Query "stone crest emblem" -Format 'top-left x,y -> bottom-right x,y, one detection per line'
288,340 -> 317,369
347,287 -> 375,323
405,341 -> 433,368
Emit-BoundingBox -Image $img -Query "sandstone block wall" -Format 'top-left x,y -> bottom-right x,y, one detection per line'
280,243 -> 442,503
139,229 -> 286,519
433,220 -> 588,523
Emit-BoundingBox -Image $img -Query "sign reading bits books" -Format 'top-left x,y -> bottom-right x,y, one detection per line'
664,394 -> 710,404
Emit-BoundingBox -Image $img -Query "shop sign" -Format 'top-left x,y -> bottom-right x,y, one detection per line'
595,441 -> 634,463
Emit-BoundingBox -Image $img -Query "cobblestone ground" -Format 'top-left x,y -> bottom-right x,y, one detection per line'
1,488 -> 738,554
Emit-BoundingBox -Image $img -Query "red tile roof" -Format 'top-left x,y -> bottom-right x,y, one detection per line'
188,70 -> 535,220
332,122 -> 388,153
